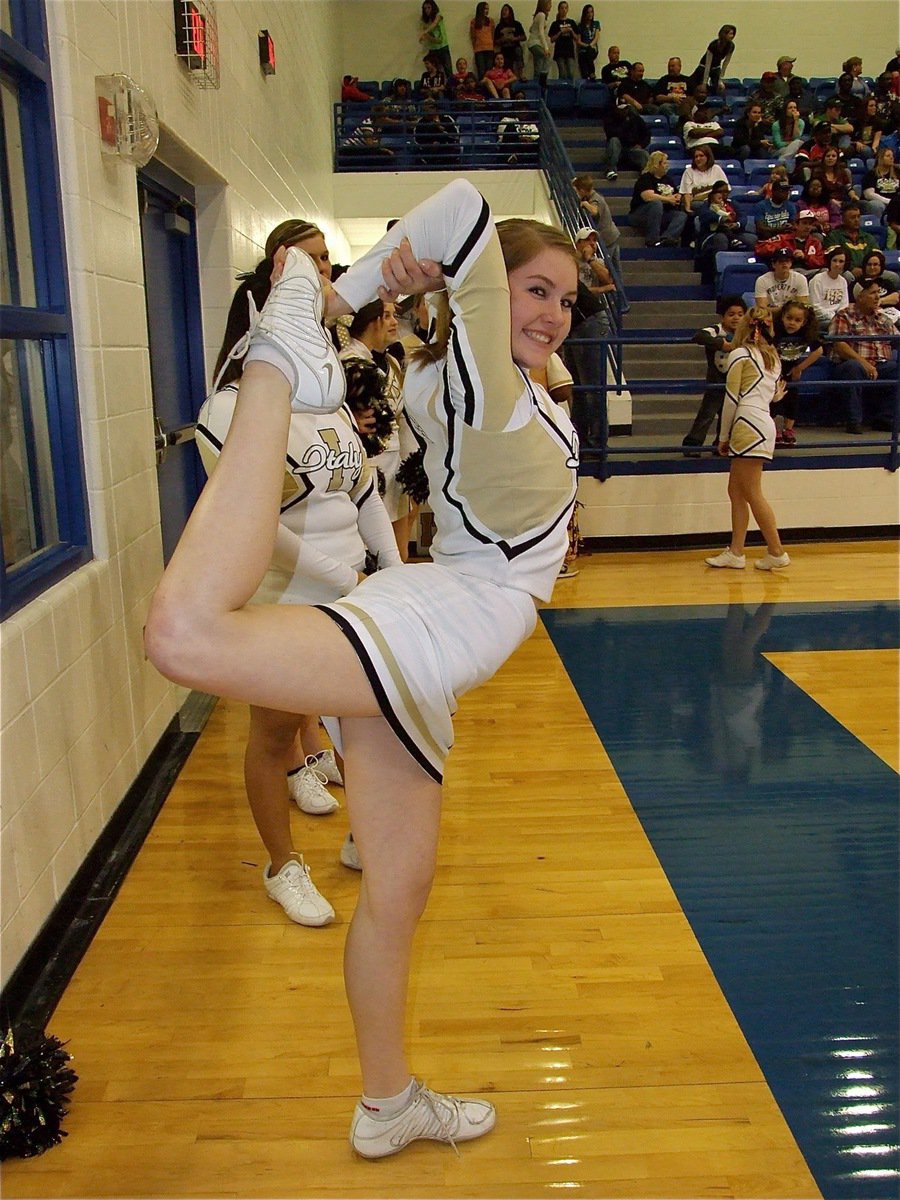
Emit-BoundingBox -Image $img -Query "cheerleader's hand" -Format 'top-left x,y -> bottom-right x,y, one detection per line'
717,440 -> 729,456
774,378 -> 787,401
378,238 -> 445,301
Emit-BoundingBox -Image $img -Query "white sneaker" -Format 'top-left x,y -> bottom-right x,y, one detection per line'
245,247 -> 346,414
349,1080 -> 496,1159
755,551 -> 791,571
263,857 -> 334,926
288,756 -> 339,814
312,748 -> 343,785
340,832 -> 362,871
557,560 -> 579,579
705,548 -> 746,569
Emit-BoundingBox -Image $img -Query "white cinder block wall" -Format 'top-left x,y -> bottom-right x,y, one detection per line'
0,0 -> 351,988
2,0 -> 897,989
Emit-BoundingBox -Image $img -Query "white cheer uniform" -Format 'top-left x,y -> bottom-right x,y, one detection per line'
319,179 -> 579,782
196,386 -> 401,606
720,345 -> 780,459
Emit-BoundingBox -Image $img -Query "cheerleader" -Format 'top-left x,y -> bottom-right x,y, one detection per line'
146,179 -> 578,1158
705,307 -> 791,571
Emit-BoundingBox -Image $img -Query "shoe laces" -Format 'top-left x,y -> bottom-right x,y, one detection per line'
300,755 -> 329,788
284,855 -> 320,898
211,291 -> 260,393
413,1084 -> 465,1156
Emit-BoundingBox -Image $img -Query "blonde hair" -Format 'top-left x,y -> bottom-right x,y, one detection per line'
646,150 -> 669,173
414,219 -> 577,363
731,307 -> 780,373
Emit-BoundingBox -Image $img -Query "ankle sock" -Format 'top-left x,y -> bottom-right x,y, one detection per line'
244,341 -> 294,389
360,1078 -> 416,1120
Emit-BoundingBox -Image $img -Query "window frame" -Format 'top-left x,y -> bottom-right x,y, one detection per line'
0,0 -> 90,619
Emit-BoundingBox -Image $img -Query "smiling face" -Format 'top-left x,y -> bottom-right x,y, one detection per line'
507,247 -> 578,370
722,304 -> 746,333
373,302 -> 399,349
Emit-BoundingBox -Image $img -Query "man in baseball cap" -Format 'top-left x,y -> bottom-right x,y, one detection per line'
773,55 -> 799,96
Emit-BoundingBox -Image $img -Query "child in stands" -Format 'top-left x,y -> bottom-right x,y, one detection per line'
682,294 -> 748,454
771,300 -> 823,445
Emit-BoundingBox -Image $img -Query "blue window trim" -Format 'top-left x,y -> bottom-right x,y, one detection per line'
0,0 -> 91,619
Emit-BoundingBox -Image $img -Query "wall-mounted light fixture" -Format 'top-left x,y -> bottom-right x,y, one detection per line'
95,74 -> 159,167
173,0 -> 220,89
258,30 -> 276,76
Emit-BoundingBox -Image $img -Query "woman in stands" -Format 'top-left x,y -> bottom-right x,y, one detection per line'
812,146 -> 858,225
862,146 -> 898,216
799,176 -> 832,232
689,24 -> 736,95
481,48 -> 517,98
679,145 -> 729,240
470,1 -> 496,82
575,4 -> 600,80
200,220 -> 399,927
548,0 -> 578,81
808,245 -> 850,333
705,307 -> 790,571
853,249 -> 900,328
419,1 -> 453,78
629,149 -> 689,247
526,0 -> 552,95
494,3 -> 527,77
145,178 -> 578,1159
772,99 -> 806,161
851,96 -> 883,159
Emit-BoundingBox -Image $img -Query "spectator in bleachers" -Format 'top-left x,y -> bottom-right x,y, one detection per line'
794,122 -> 837,178
341,108 -> 395,161
652,57 -> 690,117
383,79 -> 418,127
842,57 -> 871,101
494,4 -> 527,77
799,177 -> 832,229
850,97 -> 884,159
853,250 -> 900,328
679,146 -> 729,232
683,101 -> 725,151
792,210 -> 826,272
497,89 -> 540,160
600,45 -> 631,94
829,279 -> 899,432
754,247 -> 810,308
419,1 -> 453,77
771,55 -> 801,99
760,163 -> 791,199
413,100 -> 460,164
811,98 -> 853,149
696,180 -> 755,282
771,300 -> 823,444
342,75 -> 375,103
526,0 -> 552,94
887,50 -> 900,76
482,50 -> 517,97
812,147 -> 858,223
773,100 -> 806,160
835,72 -> 864,120
575,5 -> 601,80
688,23 -> 736,95
572,173 -> 621,271
617,62 -> 658,114
809,246 -> 850,333
748,72 -> 782,124
419,52 -> 448,101
450,56 -> 471,94
602,99 -> 649,180
825,201 -> 879,278
455,72 -> 484,101
548,1 -> 578,81
781,75 -> 815,120
731,102 -> 774,161
754,178 -> 797,239
873,73 -> 900,125
682,294 -> 747,454
629,149 -> 689,246
470,2 -> 496,81
863,146 -> 899,216
566,230 -> 615,447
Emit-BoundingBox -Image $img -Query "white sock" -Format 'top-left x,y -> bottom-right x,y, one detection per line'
244,341 -> 296,391
359,1078 -> 416,1121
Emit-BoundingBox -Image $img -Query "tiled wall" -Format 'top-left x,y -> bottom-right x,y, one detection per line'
0,0 -> 345,988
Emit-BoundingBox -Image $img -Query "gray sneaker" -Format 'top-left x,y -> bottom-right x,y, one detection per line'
350,1080 -> 496,1159
263,857 -> 334,926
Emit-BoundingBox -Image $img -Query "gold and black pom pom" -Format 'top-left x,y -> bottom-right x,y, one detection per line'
343,358 -> 396,456
396,448 -> 429,504
0,1025 -> 78,1160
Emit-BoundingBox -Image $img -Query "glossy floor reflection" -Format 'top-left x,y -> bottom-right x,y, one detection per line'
542,600 -> 900,1200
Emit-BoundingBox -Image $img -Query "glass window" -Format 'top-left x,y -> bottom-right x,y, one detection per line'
0,1 -> 89,617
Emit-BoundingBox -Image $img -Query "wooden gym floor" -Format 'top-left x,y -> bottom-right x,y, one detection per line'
3,540 -> 897,1200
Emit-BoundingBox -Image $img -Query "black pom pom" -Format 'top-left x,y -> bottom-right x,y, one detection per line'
343,359 -> 397,456
375,467 -> 386,496
396,448 -> 430,504
0,1025 -> 78,1160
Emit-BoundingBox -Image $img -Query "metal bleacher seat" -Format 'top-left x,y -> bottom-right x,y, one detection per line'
885,251 -> 900,269
546,79 -> 577,116
719,260 -> 767,297
715,250 -> 757,287
861,221 -> 887,248
744,158 -> 780,186
719,158 -> 744,184
576,80 -> 611,114
649,135 -> 683,152
640,113 -> 669,130
517,79 -> 541,101
357,81 -> 380,98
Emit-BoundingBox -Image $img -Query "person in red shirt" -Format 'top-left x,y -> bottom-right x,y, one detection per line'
481,49 -> 516,97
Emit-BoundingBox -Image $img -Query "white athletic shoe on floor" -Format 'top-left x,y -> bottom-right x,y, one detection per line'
755,551 -> 791,571
312,748 -> 343,786
288,756 -> 339,815
263,856 -> 335,926
349,1081 -> 496,1159
705,548 -> 746,569
244,246 -> 346,414
340,832 -> 362,871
